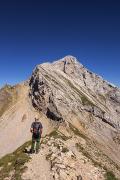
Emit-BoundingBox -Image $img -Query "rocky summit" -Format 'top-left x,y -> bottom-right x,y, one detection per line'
0,56 -> 120,180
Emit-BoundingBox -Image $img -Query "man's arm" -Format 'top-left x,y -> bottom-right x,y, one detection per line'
39,123 -> 43,135
30,123 -> 34,133
40,128 -> 42,135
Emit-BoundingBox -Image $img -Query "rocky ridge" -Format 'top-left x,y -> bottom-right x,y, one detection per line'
0,55 -> 120,180
22,126 -> 120,180
29,56 -> 120,167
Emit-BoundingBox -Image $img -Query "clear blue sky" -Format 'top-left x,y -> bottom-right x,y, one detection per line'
0,0 -> 120,87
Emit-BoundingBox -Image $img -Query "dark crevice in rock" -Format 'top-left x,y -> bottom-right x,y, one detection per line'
110,96 -> 120,104
46,108 -> 63,122
101,118 -> 115,129
29,76 -> 34,86
32,101 -> 37,108
33,79 -> 39,93
84,107 -> 115,129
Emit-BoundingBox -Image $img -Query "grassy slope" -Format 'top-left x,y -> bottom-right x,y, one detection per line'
69,123 -> 119,180
0,141 -> 31,180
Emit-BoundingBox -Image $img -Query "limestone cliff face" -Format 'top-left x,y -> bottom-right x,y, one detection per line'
29,56 -> 120,166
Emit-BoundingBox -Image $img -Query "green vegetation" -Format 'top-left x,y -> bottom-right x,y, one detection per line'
61,147 -> 69,153
48,130 -> 70,141
76,143 -> 118,180
104,171 -> 118,180
76,143 -> 102,167
81,95 -> 94,106
0,141 -> 31,180
69,123 -> 87,139
41,138 -> 48,145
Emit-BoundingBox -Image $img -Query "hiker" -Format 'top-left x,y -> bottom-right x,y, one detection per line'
30,115 -> 43,154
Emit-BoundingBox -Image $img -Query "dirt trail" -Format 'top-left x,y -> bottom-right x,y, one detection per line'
22,148 -> 53,180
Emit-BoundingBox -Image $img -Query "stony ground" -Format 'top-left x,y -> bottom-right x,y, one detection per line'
22,148 -> 53,180
22,130 -> 113,180
0,128 -> 119,180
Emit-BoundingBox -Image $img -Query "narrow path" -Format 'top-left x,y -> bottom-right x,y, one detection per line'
22,148 -> 53,180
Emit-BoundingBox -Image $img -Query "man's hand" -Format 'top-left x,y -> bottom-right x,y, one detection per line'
40,129 -> 42,135
30,128 -> 33,133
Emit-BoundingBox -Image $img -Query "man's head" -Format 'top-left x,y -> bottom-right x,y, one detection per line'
35,115 -> 39,122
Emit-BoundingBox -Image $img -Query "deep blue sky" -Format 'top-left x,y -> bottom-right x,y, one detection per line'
0,0 -> 120,87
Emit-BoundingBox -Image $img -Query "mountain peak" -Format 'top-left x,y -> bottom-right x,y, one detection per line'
62,55 -> 78,62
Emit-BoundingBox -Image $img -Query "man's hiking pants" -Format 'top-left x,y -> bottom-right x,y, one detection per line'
31,136 -> 40,152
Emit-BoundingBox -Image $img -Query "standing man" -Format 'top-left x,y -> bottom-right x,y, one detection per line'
30,115 -> 43,154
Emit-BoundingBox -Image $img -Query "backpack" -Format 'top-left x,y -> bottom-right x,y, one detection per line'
32,122 -> 41,138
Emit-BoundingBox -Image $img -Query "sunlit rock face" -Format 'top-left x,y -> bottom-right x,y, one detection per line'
29,56 -> 120,167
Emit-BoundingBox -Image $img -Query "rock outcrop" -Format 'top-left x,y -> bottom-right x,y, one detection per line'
22,128 -> 120,180
29,56 -> 120,167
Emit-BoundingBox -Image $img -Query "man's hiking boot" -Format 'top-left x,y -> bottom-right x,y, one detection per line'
29,149 -> 35,154
36,149 -> 40,154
